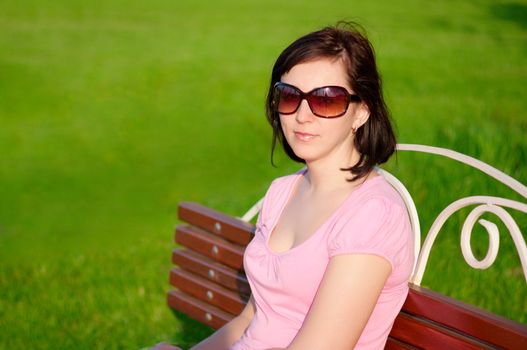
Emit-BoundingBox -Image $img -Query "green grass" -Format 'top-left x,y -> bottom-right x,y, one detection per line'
1,0 -> 526,348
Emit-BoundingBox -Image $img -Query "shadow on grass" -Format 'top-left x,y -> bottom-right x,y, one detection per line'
490,2 -> 527,29
170,310 -> 214,349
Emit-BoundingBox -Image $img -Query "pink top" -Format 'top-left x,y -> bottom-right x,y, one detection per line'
230,170 -> 414,350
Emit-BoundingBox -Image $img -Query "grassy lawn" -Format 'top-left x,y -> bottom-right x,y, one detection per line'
1,0 -> 526,348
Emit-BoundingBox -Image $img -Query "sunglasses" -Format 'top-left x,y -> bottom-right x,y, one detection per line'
272,82 -> 361,118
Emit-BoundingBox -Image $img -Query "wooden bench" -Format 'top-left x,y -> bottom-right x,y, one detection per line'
166,145 -> 527,349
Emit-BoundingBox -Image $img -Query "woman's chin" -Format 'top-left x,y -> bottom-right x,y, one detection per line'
290,150 -> 319,163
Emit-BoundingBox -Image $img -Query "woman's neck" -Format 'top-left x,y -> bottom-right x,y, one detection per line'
303,148 -> 365,194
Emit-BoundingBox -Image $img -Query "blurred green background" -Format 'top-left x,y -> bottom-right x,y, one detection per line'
1,0 -> 526,349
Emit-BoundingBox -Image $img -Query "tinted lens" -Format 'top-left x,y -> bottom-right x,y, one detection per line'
308,86 -> 349,118
275,84 -> 301,114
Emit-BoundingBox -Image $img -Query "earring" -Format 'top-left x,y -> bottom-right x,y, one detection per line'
352,126 -> 357,134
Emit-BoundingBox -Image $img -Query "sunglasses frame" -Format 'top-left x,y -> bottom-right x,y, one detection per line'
273,82 -> 361,119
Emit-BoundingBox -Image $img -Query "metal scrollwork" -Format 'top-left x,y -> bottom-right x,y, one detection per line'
410,197 -> 527,285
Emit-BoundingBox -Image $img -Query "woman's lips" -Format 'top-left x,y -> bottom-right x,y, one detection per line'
294,131 -> 317,141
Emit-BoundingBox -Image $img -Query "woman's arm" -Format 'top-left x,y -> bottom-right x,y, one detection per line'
272,253 -> 391,350
190,295 -> 256,350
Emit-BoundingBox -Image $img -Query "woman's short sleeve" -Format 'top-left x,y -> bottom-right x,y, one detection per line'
327,197 -> 411,272
254,180 -> 275,231
254,176 -> 287,237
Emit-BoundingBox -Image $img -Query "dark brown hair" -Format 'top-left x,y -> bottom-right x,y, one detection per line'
265,22 -> 396,181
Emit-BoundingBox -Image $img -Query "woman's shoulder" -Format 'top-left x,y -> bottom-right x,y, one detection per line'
257,169 -> 305,221
329,174 -> 414,264
355,174 -> 407,211
268,168 -> 306,192
331,174 -> 409,227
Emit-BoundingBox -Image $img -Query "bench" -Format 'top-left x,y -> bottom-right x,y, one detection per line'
166,144 -> 527,349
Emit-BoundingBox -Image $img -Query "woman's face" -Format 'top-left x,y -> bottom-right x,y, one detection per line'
279,58 -> 369,166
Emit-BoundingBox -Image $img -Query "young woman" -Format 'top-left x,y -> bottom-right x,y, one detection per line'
188,23 -> 414,350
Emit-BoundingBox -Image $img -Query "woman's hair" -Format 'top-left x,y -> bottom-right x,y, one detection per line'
265,22 -> 396,181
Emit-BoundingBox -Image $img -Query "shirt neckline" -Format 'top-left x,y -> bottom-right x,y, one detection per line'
265,169 -> 383,256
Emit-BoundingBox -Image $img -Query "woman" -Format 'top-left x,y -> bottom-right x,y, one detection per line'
182,23 -> 413,350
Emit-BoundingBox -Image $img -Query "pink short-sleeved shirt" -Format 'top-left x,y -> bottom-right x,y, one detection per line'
230,170 -> 414,350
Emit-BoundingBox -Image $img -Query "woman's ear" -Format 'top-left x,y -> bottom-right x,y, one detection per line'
353,102 -> 370,130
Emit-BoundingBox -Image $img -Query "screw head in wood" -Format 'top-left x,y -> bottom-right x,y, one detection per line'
212,245 -> 219,255
214,222 -> 222,232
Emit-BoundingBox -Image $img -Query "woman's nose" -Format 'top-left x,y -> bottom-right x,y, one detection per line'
295,99 -> 315,123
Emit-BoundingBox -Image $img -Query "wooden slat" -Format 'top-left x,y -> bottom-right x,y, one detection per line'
167,289 -> 233,330
170,268 -> 247,315
172,249 -> 250,296
385,337 -> 420,350
402,284 -> 527,349
175,225 -> 245,270
390,312 -> 495,349
178,202 -> 254,245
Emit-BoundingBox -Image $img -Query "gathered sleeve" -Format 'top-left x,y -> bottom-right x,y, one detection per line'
327,196 -> 413,274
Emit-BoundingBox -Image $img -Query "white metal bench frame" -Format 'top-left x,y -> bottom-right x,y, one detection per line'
240,143 -> 527,286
